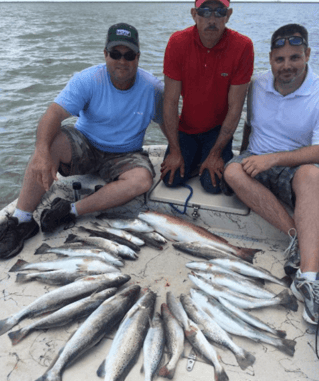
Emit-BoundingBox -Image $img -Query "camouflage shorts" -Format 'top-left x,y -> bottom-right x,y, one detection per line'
58,125 -> 155,183
226,150 -> 319,208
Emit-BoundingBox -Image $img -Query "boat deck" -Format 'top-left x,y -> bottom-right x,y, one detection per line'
0,148 -> 318,381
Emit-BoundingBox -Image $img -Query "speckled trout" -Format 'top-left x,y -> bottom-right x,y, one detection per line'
0,273 -> 130,336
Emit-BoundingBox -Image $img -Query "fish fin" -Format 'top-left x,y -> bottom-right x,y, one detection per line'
15,273 -> 31,283
0,317 -> 17,336
280,275 -> 292,288
215,368 -> 229,381
158,363 -> 176,379
275,330 -> 287,339
277,289 -> 299,312
8,327 -> 30,345
96,359 -> 106,378
278,338 -> 296,357
140,363 -> 144,374
34,243 -> 51,255
9,259 -> 28,273
235,350 -> 256,370
234,247 -> 261,263
64,234 -> 79,244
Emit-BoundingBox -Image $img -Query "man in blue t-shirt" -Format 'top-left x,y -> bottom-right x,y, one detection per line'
0,23 -> 164,259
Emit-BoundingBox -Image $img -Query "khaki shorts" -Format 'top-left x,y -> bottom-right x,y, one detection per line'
58,125 -> 155,183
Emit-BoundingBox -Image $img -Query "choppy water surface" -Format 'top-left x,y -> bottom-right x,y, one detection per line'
1,2 -> 319,210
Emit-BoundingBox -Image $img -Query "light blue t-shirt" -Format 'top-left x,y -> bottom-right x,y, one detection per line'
54,64 -> 164,153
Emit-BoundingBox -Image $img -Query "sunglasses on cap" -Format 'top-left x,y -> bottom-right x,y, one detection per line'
272,36 -> 307,49
108,49 -> 138,61
196,7 -> 228,18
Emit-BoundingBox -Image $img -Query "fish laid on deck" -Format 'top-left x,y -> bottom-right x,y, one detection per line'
142,312 -> 165,381
180,293 -> 256,370
191,289 -> 296,357
139,211 -> 260,263
0,273 -> 130,336
35,285 -> 141,381
8,287 -> 118,345
35,242 -> 124,267
97,288 -> 156,381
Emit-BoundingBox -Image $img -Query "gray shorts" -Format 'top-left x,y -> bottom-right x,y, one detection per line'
58,125 -> 155,183
226,150 -> 319,208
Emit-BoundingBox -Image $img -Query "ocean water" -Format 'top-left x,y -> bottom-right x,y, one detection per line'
1,1 -> 319,210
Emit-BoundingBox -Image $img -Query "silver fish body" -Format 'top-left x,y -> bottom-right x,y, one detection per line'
166,291 -> 189,329
180,293 -> 255,370
186,261 -> 251,281
35,285 -> 141,381
96,213 -> 154,233
8,288 -> 117,345
208,258 -> 288,287
158,303 -> 184,380
143,312 -> 165,381
188,273 -> 298,311
65,234 -> 138,259
91,222 -> 145,246
218,297 -> 286,338
97,289 -> 156,381
10,257 -> 120,275
0,273 -> 130,336
35,243 -> 124,267
183,318 -> 229,381
194,270 -> 276,299
191,289 -> 296,357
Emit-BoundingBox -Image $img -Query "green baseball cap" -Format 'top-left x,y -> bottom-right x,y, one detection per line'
106,23 -> 140,53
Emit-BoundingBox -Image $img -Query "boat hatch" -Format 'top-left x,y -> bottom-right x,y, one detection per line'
148,175 -> 249,215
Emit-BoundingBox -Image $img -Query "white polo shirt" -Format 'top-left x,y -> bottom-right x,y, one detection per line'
246,65 -> 319,155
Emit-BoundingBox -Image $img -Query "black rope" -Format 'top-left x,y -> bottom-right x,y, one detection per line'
169,184 -> 193,215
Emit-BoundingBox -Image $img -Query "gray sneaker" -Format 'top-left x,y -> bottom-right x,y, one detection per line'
291,272 -> 319,325
283,228 -> 300,276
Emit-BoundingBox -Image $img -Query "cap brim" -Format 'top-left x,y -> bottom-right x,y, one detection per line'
106,41 -> 139,54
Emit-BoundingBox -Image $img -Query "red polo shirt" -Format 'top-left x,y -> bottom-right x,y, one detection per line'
163,26 -> 254,134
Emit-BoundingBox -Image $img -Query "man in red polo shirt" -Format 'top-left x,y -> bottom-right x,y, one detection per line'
160,0 -> 254,194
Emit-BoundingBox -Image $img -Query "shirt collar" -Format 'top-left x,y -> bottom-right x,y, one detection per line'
193,25 -> 229,50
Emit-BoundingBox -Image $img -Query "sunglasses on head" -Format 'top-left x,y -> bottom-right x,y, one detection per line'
272,36 -> 307,49
108,49 -> 138,61
196,7 -> 228,18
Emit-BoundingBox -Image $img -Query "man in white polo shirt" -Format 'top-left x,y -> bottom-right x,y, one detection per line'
224,24 -> 319,325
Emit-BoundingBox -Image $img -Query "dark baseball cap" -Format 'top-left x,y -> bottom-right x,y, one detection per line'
106,23 -> 139,53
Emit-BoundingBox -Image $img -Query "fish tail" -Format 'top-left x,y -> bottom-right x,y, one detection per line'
15,273 -> 31,283
277,289 -> 299,311
215,369 -> 229,381
275,329 -> 287,338
8,327 -> 30,345
0,317 -> 17,336
235,247 -> 261,263
34,243 -> 51,255
279,275 -> 292,288
34,373 -> 61,381
235,350 -> 256,370
158,364 -> 175,379
277,338 -> 296,357
9,259 -> 28,272
64,234 -> 79,244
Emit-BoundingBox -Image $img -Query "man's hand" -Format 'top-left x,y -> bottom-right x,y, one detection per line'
199,155 -> 224,187
31,149 -> 58,192
242,154 -> 277,177
160,151 -> 184,184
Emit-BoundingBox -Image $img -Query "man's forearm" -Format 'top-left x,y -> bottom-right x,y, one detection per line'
268,145 -> 319,168
35,103 -> 70,153
163,99 -> 181,154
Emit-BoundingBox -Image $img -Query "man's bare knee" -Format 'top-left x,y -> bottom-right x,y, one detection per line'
293,164 -> 319,194
224,163 -> 243,186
